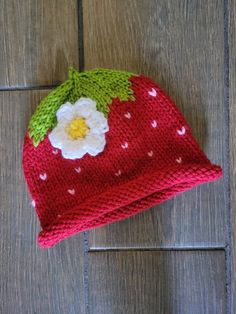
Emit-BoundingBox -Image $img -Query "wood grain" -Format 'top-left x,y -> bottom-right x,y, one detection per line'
0,0 -> 79,88
83,0 -> 226,249
0,91 -> 85,314
229,0 -> 236,311
88,250 -> 226,314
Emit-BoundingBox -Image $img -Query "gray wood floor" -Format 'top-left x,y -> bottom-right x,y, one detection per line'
0,0 -> 234,313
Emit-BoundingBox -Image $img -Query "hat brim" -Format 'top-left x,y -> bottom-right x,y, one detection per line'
38,163 -> 222,248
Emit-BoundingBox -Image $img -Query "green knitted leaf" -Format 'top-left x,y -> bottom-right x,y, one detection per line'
28,67 -> 136,146
28,80 -> 73,146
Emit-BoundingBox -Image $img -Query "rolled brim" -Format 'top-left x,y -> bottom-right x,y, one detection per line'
38,163 -> 222,248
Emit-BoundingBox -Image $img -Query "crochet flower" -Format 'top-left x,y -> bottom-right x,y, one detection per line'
48,98 -> 109,159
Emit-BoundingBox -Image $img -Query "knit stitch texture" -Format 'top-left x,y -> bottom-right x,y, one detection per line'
22,68 -> 222,248
29,68 -> 135,146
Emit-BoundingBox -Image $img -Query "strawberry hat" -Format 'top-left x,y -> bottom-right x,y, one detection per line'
22,68 -> 222,248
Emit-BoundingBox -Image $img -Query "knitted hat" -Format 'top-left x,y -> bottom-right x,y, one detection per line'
23,68 -> 222,248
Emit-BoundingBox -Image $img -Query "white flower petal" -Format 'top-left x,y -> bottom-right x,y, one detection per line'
48,126 -> 68,149
84,133 -> 106,156
74,97 -> 97,109
56,102 -> 74,122
61,140 -> 86,159
74,97 -> 97,118
49,98 -> 108,159
86,111 -> 109,134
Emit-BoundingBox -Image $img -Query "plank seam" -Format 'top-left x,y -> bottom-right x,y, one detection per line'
83,231 -> 90,314
78,0 -> 85,72
77,1 -> 89,313
87,247 -> 226,253
223,0 -> 232,313
0,0 -> 84,93
0,85 -> 58,91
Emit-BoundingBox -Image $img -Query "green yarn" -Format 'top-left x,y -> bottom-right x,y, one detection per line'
28,67 -> 136,146
28,79 -> 73,146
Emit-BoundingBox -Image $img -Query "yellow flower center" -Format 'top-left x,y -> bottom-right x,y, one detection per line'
66,118 -> 89,140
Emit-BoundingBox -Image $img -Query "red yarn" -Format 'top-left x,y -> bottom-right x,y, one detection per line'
22,75 -> 222,248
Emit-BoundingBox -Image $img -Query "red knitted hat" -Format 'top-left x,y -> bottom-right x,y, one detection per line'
22,68 -> 222,248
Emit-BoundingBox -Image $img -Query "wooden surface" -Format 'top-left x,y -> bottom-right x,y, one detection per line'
0,0 -> 233,313
84,0 -> 226,249
0,91 -> 85,313
88,251 -> 226,314
0,0 -> 79,88
229,0 -> 236,312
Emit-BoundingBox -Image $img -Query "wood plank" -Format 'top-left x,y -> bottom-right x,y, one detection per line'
229,0 -> 236,311
83,0 -> 226,248
0,0 -> 79,88
0,91 -> 85,314
88,250 -> 226,314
